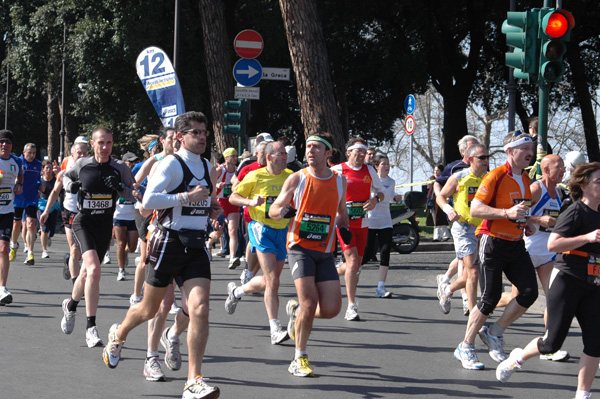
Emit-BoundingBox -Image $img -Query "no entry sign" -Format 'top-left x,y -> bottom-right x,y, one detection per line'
234,30 -> 264,59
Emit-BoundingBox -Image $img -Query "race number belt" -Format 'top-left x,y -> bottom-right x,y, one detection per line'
0,187 -> 12,206
563,250 -> 600,286
347,201 -> 366,220
299,213 -> 331,241
83,193 -> 113,210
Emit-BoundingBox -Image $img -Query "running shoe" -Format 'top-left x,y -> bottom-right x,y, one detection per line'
270,321 -> 290,345
228,256 -> 240,270
42,251 -> 49,259
86,326 -> 103,348
345,303 -> 360,321
61,298 -> 76,334
182,376 -> 220,399
143,357 -> 166,381
117,269 -> 126,281
479,325 -> 507,362
216,250 -> 227,258
240,269 -> 250,285
286,299 -> 299,341
454,343 -> 485,370
375,287 -> 392,298
63,253 -> 71,280
169,302 -> 180,315
288,355 -> 314,377
224,282 -> 240,315
103,323 -> 125,368
496,348 -> 523,383
539,350 -> 570,362
160,327 -> 182,371
0,287 -> 13,306
462,297 -> 470,316
47,237 -> 52,247
103,252 -> 111,264
436,274 -> 447,288
24,253 -> 34,265
129,294 -> 143,307
437,281 -> 452,314
134,256 -> 141,267
8,247 -> 16,262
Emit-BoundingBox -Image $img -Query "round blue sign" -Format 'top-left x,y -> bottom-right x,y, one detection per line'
404,94 -> 416,114
233,58 -> 262,87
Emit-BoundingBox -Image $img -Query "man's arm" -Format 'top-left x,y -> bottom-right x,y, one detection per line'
436,175 -> 460,222
135,157 -> 157,184
269,172 -> 300,220
335,176 -> 349,229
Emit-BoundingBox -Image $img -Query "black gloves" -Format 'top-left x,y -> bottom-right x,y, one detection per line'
339,227 -> 352,245
104,175 -> 123,192
70,181 -> 82,194
281,204 -> 297,219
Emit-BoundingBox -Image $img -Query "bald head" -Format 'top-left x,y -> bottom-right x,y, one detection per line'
541,154 -> 562,171
541,154 -> 565,184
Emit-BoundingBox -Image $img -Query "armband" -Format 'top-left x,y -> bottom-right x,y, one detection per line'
442,204 -> 454,215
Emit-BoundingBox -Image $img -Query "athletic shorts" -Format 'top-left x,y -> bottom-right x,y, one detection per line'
38,209 -> 58,237
218,198 -> 240,217
0,213 -> 14,241
243,206 -> 252,224
451,221 -> 478,259
530,253 -> 557,269
337,226 -> 368,258
145,227 -> 211,288
134,208 -> 153,243
71,215 -> 113,258
288,244 -> 339,283
14,205 -> 37,221
62,210 -> 78,229
113,218 -> 137,231
248,221 -> 288,262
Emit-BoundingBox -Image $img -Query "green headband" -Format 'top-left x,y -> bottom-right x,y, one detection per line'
306,136 -> 332,150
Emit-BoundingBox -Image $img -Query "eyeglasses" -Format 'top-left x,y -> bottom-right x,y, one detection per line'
0,139 -> 12,145
473,155 -> 490,160
273,152 -> 287,157
182,129 -> 209,136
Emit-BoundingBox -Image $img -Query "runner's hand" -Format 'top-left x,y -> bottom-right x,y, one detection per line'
339,227 -> 352,245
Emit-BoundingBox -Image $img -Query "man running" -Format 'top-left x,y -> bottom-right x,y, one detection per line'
0,130 -> 24,305
215,148 -> 242,268
102,111 -> 221,399
453,131 -> 538,370
269,133 -> 350,377
59,127 -> 136,347
331,137 -> 384,321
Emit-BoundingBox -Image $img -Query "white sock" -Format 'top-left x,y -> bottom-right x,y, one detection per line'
444,285 -> 453,296
575,391 -> 590,399
269,319 -> 280,333
10,242 -> 16,249
295,349 -> 307,359
147,350 -> 159,358
28,250 -> 33,256
233,286 -> 246,299
167,327 -> 179,342
377,281 -> 385,290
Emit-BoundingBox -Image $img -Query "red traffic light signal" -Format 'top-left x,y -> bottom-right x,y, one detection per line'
541,9 -> 575,39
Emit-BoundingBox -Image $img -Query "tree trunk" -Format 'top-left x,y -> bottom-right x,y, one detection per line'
278,0 -> 345,152
198,0 -> 236,153
46,80 -> 60,161
567,42 -> 600,162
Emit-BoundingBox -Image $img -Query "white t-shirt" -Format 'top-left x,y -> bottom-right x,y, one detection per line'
367,175 -> 396,229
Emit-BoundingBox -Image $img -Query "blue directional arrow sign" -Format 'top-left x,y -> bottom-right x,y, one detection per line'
404,94 -> 416,114
233,58 -> 262,87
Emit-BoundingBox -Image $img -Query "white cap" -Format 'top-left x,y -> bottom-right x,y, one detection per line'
565,151 -> 586,170
256,132 -> 273,144
74,136 -> 88,144
285,145 -> 296,164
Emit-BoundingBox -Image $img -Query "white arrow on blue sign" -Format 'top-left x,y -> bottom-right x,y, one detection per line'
404,94 -> 416,114
233,58 -> 262,87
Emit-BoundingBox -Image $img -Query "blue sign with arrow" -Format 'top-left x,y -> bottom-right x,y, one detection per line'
404,94 -> 416,114
233,58 -> 262,87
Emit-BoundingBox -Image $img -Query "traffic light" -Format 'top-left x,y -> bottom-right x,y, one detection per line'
538,9 -> 575,83
223,100 -> 246,137
502,10 -> 540,83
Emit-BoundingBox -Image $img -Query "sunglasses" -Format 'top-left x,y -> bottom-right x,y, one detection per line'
0,139 -> 12,145
473,155 -> 490,160
182,129 -> 209,136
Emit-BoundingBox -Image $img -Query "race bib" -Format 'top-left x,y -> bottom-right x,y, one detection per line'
539,209 -> 560,233
510,198 -> 532,226
467,186 -> 477,207
181,185 -> 211,217
118,197 -> 134,205
347,201 -> 366,220
222,184 -> 232,199
299,213 -> 331,241
587,254 -> 600,286
265,196 -> 277,219
0,187 -> 12,206
83,194 -> 113,210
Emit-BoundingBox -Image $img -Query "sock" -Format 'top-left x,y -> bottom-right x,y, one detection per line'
67,298 -> 79,312
28,250 -> 33,256
233,286 -> 246,299
147,350 -> 159,359
86,316 -> 96,329
295,349 -> 307,359
269,319 -> 280,333
575,391 -> 590,399
9,241 -> 16,249
377,281 -> 385,290
444,285 -> 453,296
167,327 -> 179,342
489,323 -> 505,337
461,341 -> 474,349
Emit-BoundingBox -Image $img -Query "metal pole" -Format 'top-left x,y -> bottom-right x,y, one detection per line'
59,24 -> 66,162
173,0 -> 180,72
507,0 -> 516,131
4,64 -> 8,130
410,134 -> 414,184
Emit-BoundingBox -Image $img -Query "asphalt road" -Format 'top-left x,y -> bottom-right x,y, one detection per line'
0,234 -> 588,399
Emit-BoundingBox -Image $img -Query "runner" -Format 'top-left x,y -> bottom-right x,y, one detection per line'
102,111 -> 221,399
496,162 -> 600,399
59,127 -> 136,348
37,160 -> 60,259
224,141 -> 292,345
331,137 -> 384,321
269,133 -> 350,377
215,148 -> 242,269
453,131 -> 538,370
0,130 -> 24,305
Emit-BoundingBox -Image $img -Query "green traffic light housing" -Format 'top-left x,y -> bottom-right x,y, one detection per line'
223,100 -> 247,137
502,10 -> 540,83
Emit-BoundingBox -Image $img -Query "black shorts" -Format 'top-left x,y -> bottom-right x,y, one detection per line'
62,210 -> 78,229
134,208 -> 152,243
0,213 -> 14,241
288,244 -> 339,283
71,214 -> 113,257
14,205 -> 37,220
38,209 -> 59,237
113,218 -> 137,231
145,227 -> 211,288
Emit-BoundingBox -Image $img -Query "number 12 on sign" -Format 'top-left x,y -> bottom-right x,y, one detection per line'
405,115 -> 416,135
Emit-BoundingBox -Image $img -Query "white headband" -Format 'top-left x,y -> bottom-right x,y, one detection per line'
347,143 -> 368,151
503,136 -> 533,152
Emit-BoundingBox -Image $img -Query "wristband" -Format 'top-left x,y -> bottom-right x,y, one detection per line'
503,208 -> 509,219
376,195 -> 382,203
442,204 -> 453,215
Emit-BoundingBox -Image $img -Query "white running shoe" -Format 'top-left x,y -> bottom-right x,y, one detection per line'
143,357 -> 166,381
0,287 -> 13,306
42,251 -> 49,259
117,269 -> 126,281
437,282 -> 452,314
454,343 -> 485,370
462,297 -> 470,316
61,298 -> 76,334
182,377 -> 220,399
103,252 -> 111,264
375,287 -> 392,298
344,303 -> 360,321
539,350 -> 570,362
224,282 -> 240,314
270,321 -> 290,345
496,348 -> 523,383
102,323 -> 124,368
478,325 -> 507,362
160,327 -> 182,371
169,302 -> 180,315
85,325 -> 103,348
240,269 -> 250,285
286,299 -> 299,341
228,256 -> 241,270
